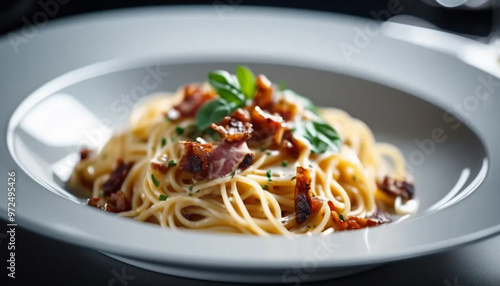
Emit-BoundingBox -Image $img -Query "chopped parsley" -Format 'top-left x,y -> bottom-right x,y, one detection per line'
339,214 -> 345,222
266,170 -> 272,181
168,160 -> 177,167
281,160 -> 288,167
259,147 -> 266,152
231,170 -> 236,178
189,185 -> 193,191
159,194 -> 168,201
195,190 -> 200,193
151,174 -> 160,187
175,126 -> 184,135
266,151 -> 272,155
171,137 -> 176,143
291,176 -> 296,181
161,138 -> 166,147
262,185 -> 269,190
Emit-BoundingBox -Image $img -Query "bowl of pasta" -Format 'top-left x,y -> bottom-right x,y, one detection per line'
2,6 -> 499,283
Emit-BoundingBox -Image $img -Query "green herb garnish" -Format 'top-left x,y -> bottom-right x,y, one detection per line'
175,126 -> 184,135
262,185 -> 269,190
291,176 -> 296,181
281,161 -> 288,167
196,67 -> 257,131
231,170 -> 236,178
159,194 -> 168,201
339,214 -> 345,222
151,174 -> 160,187
171,137 -> 176,143
195,190 -> 200,193
189,186 -> 193,191
266,170 -> 272,181
161,138 -> 166,147
236,65 -> 256,99
293,120 -> 341,154
168,160 -> 177,167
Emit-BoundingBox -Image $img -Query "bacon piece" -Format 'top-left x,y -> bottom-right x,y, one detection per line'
102,160 -> 134,196
210,116 -> 253,142
311,197 -> 322,213
231,108 -> 251,122
87,197 -> 104,209
378,176 -> 414,201
281,129 -> 306,159
249,106 -> 284,143
180,141 -> 213,180
253,75 -> 273,109
167,83 -> 215,120
150,153 -> 170,174
239,153 -> 253,170
209,141 -> 252,179
330,209 -> 392,231
273,96 -> 300,122
105,191 -> 131,213
80,148 -> 92,160
294,167 -> 313,224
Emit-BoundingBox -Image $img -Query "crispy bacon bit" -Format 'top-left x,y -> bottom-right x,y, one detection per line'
180,141 -> 213,180
378,176 -> 415,201
281,129 -> 305,158
253,75 -> 273,109
294,167 -> 313,224
80,148 -> 92,160
311,197 -> 322,213
105,191 -> 131,213
167,83 -> 215,120
273,96 -> 300,121
102,160 -> 134,196
150,153 -> 170,173
87,197 -> 103,208
210,141 -> 252,179
210,116 -> 253,142
249,106 -> 284,143
239,153 -> 253,169
231,108 -> 251,123
330,209 -> 392,231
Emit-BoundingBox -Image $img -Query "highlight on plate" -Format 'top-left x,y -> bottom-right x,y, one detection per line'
68,66 -> 417,235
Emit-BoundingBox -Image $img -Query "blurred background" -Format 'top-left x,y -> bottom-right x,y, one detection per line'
0,0 -> 495,39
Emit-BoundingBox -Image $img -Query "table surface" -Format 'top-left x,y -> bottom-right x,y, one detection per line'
0,225 -> 499,286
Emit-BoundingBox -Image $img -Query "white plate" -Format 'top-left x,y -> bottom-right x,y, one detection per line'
1,6 -> 499,283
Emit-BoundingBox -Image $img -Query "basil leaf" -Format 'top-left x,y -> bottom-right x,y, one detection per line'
208,70 -> 245,105
282,89 -> 319,115
236,65 -> 256,99
293,120 -> 341,154
196,99 -> 232,130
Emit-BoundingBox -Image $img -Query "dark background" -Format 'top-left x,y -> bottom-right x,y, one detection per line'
0,0 -> 494,37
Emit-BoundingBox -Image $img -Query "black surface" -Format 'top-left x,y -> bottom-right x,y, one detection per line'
0,0 -> 494,37
0,224 -> 499,285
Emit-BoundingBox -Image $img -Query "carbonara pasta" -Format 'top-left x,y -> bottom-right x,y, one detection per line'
68,66 -> 417,236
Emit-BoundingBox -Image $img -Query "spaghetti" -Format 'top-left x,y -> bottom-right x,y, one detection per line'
68,66 -> 416,236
